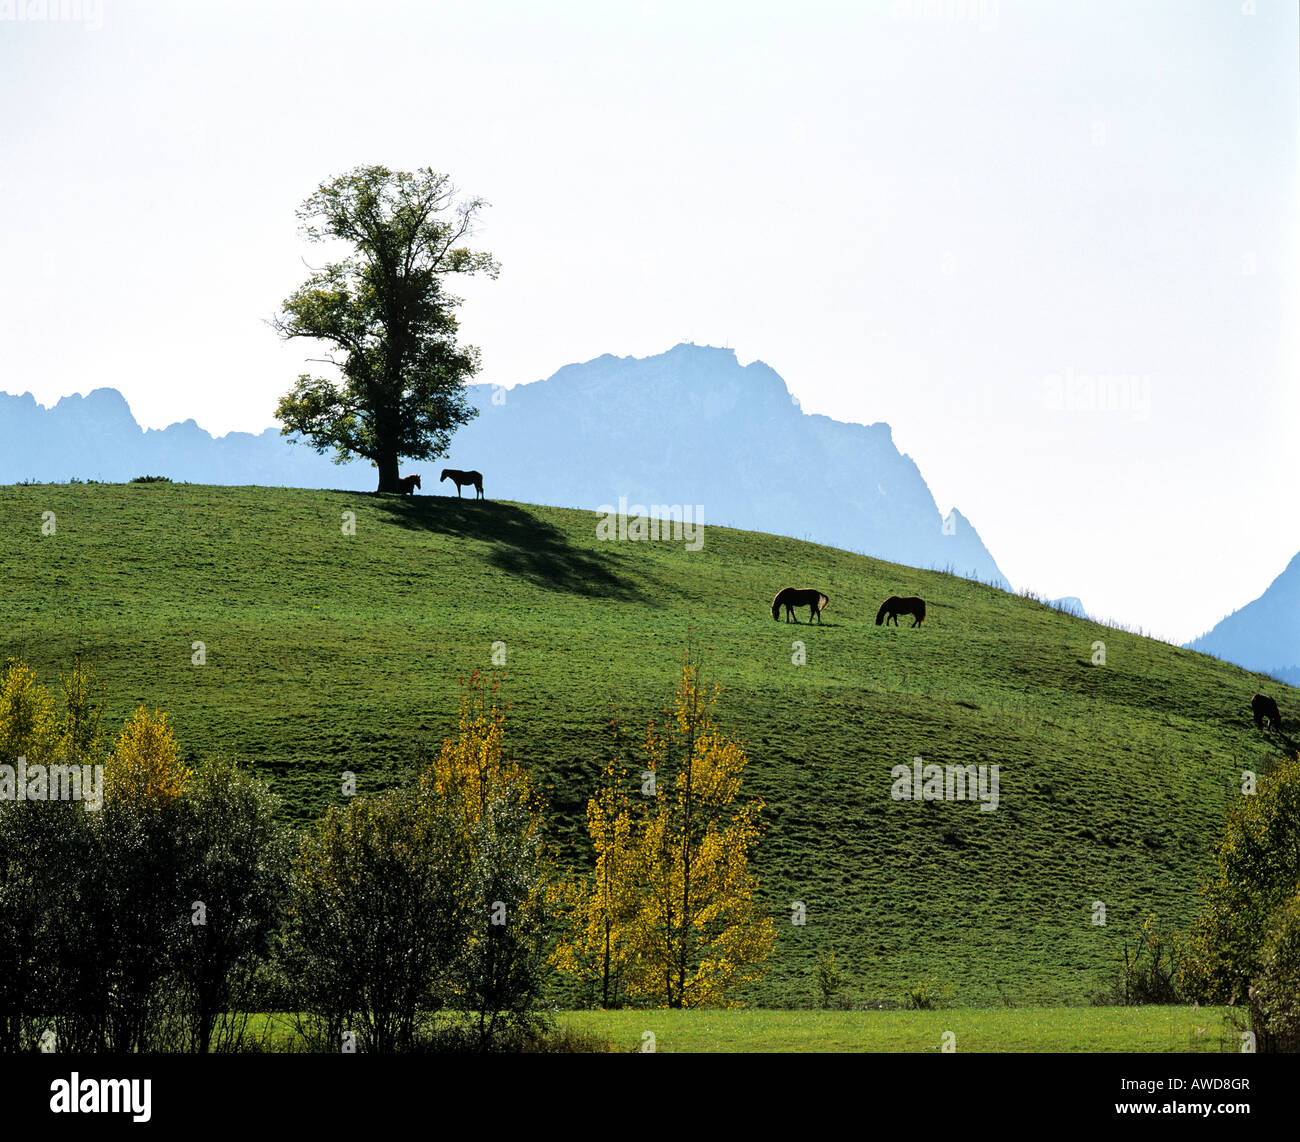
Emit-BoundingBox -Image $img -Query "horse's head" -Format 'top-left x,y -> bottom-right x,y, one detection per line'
771,598 -> 780,620
412,474 -> 421,489
440,469 -> 450,482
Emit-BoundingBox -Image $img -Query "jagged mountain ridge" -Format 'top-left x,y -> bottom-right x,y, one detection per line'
449,344 -> 1008,586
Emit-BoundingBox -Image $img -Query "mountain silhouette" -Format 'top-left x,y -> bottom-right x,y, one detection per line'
1186,549 -> 1300,685
1,343 -> 1008,587
449,344 -> 1008,586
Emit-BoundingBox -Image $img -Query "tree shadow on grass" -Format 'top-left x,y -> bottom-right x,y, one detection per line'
369,494 -> 650,601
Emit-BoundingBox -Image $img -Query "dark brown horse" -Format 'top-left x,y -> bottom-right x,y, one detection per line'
1252,693 -> 1283,730
771,587 -> 829,624
441,468 -> 484,500
396,474 -> 421,496
876,596 -> 926,627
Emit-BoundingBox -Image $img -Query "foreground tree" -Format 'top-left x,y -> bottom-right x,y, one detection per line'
555,654 -> 775,1008
287,786 -> 473,1053
0,658 -> 85,1052
1,660 -> 289,1054
173,757 -> 292,1053
418,672 -> 550,1048
549,737 -> 639,1009
288,672 -> 551,1051
273,165 -> 499,492
1247,889 -> 1300,1052
1181,754 -> 1300,1016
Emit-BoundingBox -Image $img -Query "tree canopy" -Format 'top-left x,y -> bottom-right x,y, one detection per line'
273,165 -> 499,492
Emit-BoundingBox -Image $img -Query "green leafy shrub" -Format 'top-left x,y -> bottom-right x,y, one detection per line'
904,977 -> 940,1010
286,787 -> 473,1053
1096,914 -> 1183,1005
1246,890 -> 1300,1053
1181,754 -> 1300,1004
816,950 -> 851,1009
287,675 -> 551,1052
0,658 -> 291,1054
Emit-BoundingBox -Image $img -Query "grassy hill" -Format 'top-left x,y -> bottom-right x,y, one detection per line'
2,482 -> 1295,1008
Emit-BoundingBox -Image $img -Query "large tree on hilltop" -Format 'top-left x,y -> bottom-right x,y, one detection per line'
272,165 -> 499,492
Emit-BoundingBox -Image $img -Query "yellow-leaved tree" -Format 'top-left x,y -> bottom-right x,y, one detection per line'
419,670 -> 536,835
420,670 -> 550,1045
556,653 -> 775,1008
106,706 -> 192,806
0,656 -> 105,771
0,658 -> 57,766
550,729 -> 641,1008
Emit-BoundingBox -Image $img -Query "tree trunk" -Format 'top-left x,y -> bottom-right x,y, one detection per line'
376,447 -> 401,493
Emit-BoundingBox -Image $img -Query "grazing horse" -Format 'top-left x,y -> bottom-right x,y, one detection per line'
1252,693 -> 1283,730
441,468 -> 484,500
876,596 -> 926,627
770,587 -> 829,624
396,474 -> 421,496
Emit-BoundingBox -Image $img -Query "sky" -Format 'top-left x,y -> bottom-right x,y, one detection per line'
0,0 -> 1296,645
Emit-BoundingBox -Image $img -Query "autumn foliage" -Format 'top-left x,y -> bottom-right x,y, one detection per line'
554,653 -> 775,1008
106,705 -> 192,806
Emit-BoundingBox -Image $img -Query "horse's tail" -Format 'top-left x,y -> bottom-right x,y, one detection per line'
916,599 -> 926,625
875,600 -> 888,625
818,593 -> 830,613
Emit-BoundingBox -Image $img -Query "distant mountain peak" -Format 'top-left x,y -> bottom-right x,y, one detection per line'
457,345 -> 1009,587
1186,549 -> 1300,681
53,387 -> 137,420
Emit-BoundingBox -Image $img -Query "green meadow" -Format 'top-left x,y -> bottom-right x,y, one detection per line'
239,1006 -> 1238,1053
3,482 -> 1294,1011
553,1005 -> 1241,1053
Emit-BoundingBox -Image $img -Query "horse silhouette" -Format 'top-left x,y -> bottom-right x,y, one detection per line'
770,587 -> 829,624
396,474 -> 421,496
876,596 -> 926,627
441,468 -> 484,500
1252,693 -> 1283,730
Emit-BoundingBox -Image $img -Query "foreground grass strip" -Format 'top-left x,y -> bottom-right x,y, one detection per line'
554,1007 -> 1238,1053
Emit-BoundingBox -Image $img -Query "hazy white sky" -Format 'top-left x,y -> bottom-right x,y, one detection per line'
1,0 -> 1296,644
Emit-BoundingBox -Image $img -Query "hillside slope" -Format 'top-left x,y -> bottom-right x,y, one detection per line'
1,483 -> 1292,1007
0,343 -> 1009,588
